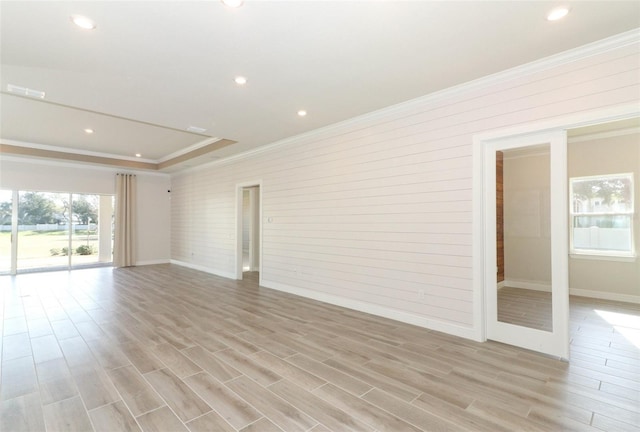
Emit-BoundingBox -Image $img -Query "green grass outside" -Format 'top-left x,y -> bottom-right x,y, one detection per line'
0,230 -> 103,270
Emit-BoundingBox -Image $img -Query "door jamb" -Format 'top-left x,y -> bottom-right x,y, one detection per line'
235,180 -> 262,284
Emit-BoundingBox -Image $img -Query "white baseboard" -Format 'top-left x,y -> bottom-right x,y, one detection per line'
135,259 -> 170,266
261,279 -> 478,341
570,288 -> 640,304
503,279 -> 551,292
170,259 -> 236,280
504,279 -> 639,303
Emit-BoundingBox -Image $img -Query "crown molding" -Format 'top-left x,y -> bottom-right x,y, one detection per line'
156,137 -> 222,163
0,139 -> 157,163
0,143 -> 159,171
0,154 -> 170,177
568,126 -> 640,144
0,136 -> 236,172
173,28 -> 640,176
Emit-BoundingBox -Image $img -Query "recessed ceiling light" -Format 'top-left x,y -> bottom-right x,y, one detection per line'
234,76 -> 247,85
135,153 -> 142,158
187,125 -> 207,133
84,128 -> 94,134
221,0 -> 244,8
547,7 -> 569,21
297,110 -> 307,117
71,15 -> 96,30
8,84 -> 46,99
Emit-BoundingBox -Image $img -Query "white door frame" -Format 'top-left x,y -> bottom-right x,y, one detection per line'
235,180 -> 262,283
484,130 -> 569,359
472,103 -> 640,356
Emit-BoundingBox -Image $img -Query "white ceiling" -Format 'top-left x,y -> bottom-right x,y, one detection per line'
1,1 -> 639,171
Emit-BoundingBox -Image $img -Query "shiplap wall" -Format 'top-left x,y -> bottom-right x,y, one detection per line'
171,36 -> 640,339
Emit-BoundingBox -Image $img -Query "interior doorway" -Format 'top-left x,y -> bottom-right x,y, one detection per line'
483,130 -> 570,359
566,118 -> 639,302
475,104 -> 639,360
236,182 -> 261,282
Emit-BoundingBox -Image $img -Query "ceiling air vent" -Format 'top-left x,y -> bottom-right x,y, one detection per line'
186,125 -> 207,134
7,84 -> 46,99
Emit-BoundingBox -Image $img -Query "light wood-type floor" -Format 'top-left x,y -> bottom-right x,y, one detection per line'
1,265 -> 639,431
498,287 -> 553,332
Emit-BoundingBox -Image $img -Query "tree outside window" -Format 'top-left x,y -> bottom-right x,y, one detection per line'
570,173 -> 634,256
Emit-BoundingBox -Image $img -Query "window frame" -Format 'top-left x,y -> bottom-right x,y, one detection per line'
569,172 -> 635,259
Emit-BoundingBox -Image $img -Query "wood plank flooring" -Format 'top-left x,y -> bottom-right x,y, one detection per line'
1,265 -> 639,431
498,287 -> 552,332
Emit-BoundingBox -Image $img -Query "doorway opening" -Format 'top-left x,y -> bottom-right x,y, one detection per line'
475,105 -> 639,360
236,182 -> 261,282
565,117 -> 640,362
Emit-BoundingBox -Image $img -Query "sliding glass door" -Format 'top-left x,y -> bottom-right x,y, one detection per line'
0,190 -> 114,274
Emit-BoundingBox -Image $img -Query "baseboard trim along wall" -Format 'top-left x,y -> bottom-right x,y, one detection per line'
261,279 -> 479,341
503,279 -> 552,292
569,288 -> 640,304
136,259 -> 171,266
502,279 -> 640,304
170,260 -> 236,280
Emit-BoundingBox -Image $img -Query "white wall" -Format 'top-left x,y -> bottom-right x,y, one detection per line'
171,36 -> 640,338
568,132 -> 640,299
0,157 -> 116,194
0,157 -> 171,265
136,174 -> 172,265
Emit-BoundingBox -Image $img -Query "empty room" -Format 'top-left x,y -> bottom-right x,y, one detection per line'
1,1 -> 639,431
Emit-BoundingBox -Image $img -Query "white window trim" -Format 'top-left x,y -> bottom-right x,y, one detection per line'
570,252 -> 637,262
569,172 -> 635,260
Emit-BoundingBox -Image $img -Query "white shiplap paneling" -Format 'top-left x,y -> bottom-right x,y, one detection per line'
170,35 -> 640,340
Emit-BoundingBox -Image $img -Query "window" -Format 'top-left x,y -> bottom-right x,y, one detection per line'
570,173 -> 634,257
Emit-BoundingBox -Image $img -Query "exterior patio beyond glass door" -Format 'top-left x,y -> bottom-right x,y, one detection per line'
17,192 -> 71,271
71,194 -> 113,268
11,191 -> 113,273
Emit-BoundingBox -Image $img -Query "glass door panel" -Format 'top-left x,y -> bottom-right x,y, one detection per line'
17,191 -> 70,271
71,194 -> 113,268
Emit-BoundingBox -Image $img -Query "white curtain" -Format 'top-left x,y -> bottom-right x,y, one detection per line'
114,173 -> 136,267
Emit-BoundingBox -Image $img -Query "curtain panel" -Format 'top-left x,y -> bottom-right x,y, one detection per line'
114,173 -> 136,267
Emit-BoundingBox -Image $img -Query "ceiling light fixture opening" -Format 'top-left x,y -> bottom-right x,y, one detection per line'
84,128 -> 94,134
297,110 -> 307,117
221,0 -> 244,8
234,76 -> 247,85
71,15 -> 96,30
8,84 -> 46,99
187,125 -> 207,133
547,7 -> 569,21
